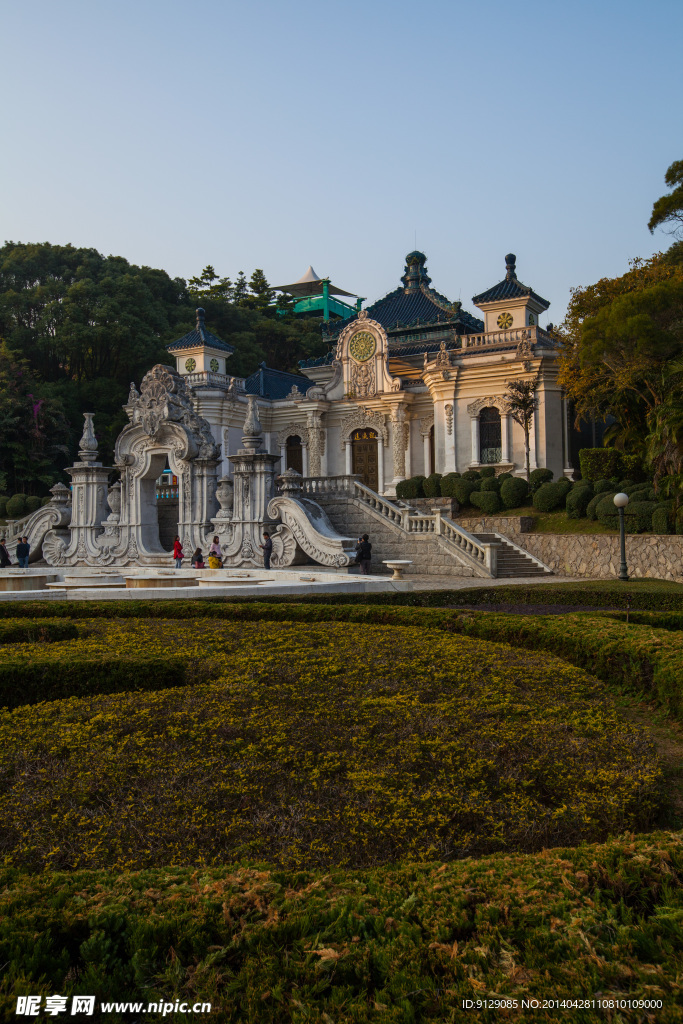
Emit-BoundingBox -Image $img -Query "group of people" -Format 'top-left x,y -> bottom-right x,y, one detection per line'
0,536 -> 31,569
172,532 -> 274,570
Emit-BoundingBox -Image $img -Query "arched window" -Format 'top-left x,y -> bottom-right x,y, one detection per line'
479,407 -> 502,464
285,435 -> 303,475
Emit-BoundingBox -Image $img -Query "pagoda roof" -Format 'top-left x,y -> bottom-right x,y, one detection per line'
273,265 -> 358,299
472,254 -> 550,309
167,308 -> 235,354
324,252 -> 483,338
244,362 -> 315,401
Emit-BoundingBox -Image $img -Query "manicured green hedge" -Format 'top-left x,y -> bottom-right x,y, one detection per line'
529,467 -> 553,493
422,472 -> 442,498
532,481 -> 565,512
0,619 -> 78,645
470,490 -> 501,514
500,476 -> 528,509
395,475 -> 426,499
566,485 -> 593,518
579,447 -> 622,481
2,834 -> 682,1021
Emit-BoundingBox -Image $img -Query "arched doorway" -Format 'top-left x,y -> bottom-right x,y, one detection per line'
480,407 -> 502,464
351,428 -> 378,490
285,435 -> 303,475
155,457 -> 179,552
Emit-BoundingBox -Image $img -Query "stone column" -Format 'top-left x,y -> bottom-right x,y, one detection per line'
345,440 -> 353,475
377,439 -> 385,494
562,396 -> 573,476
405,418 -> 412,478
280,444 -> 287,470
501,413 -> 510,463
301,443 -> 309,477
470,415 -> 480,466
423,433 -> 431,475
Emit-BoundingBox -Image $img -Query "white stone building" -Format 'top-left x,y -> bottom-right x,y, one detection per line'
167,251 -> 572,496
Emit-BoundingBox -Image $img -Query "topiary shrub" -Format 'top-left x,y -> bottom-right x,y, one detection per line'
440,473 -> 461,498
532,482 -> 565,512
566,486 -> 593,519
624,501 -> 658,534
479,467 -> 496,478
423,473 -> 443,499
652,504 -> 673,535
462,470 -> 481,482
593,479 -> 613,495
5,494 -> 27,519
500,477 -> 529,510
529,468 -> 553,494
618,479 -> 636,492
556,477 -> 572,499
596,494 -> 619,530
629,486 -> 656,502
497,472 -> 513,482
587,491 -> 613,520
396,476 -> 426,499
480,477 -> 500,493
40,496 -> 52,507
579,447 -> 621,481
25,496 -> 42,514
470,490 -> 502,514
452,479 -> 478,506
620,453 -> 645,481
0,495 -> 9,518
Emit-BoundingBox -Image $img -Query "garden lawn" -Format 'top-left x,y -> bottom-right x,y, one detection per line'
0,622 -> 662,871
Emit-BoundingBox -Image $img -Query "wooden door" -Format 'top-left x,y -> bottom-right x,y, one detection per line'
351,429 -> 378,490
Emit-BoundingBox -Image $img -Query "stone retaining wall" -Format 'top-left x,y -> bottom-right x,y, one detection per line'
514,533 -> 683,581
454,516 -> 534,535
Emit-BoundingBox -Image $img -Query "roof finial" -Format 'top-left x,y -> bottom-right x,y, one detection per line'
196,307 -> 206,330
505,254 -> 517,280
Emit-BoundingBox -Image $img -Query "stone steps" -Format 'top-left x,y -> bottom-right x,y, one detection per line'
472,533 -> 550,578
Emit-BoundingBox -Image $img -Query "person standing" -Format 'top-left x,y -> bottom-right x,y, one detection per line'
356,533 -> 372,575
0,538 -> 11,569
173,535 -> 184,569
16,536 -> 30,569
260,531 -> 273,570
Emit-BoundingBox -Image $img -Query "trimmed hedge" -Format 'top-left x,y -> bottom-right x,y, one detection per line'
0,619 -> 78,645
25,496 -> 42,514
479,466 -> 496,478
395,475 -> 426,499
451,478 -> 477,506
565,485 -> 593,519
480,476 -> 500,493
470,490 -> 502,514
593,478 -> 613,495
579,447 -> 622,481
0,495 -> 9,518
500,476 -> 528,509
529,467 -> 553,493
5,494 -> 27,518
423,472 -> 442,498
439,472 -> 461,497
532,481 -> 566,512
652,503 -> 674,535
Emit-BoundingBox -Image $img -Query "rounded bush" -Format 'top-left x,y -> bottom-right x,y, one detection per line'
396,476 -> 426,500
587,491 -> 613,520
652,504 -> 673,535
480,477 -> 500,493
479,467 -> 496,478
423,473 -> 443,499
556,477 -> 572,498
630,486 -> 656,502
25,496 -> 42,514
440,473 -> 461,498
40,496 -> 52,507
532,481 -> 565,513
593,479 -> 613,495
500,476 -> 529,510
618,479 -> 636,492
623,501 -> 658,534
596,494 -> 619,530
462,470 -> 481,482
529,468 -> 553,494
452,479 -> 478,506
566,486 -> 593,519
497,472 -> 513,482
470,490 -> 502,514
5,494 -> 27,519
0,495 -> 9,518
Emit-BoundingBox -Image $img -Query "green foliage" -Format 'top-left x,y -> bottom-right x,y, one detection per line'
5,493 -> 27,518
566,486 -> 593,519
579,447 -> 622,481
593,478 -> 614,494
648,157 -> 683,237
621,452 -> 646,480
652,504 -> 674,535
480,476 -> 500,493
439,473 -> 461,498
470,490 -> 502,514
532,481 -> 565,512
587,492 -> 611,520
677,508 -> 683,535
395,475 -> 425,499
596,493 -> 619,529
0,495 -> 8,517
451,478 -> 477,506
24,496 -> 42,514
624,500 -> 659,533
499,476 -> 529,509
529,467 -> 553,493
479,466 -> 496,478
497,472 -> 513,482
423,472 -> 442,498
462,470 -> 480,481
0,619 -> 78,644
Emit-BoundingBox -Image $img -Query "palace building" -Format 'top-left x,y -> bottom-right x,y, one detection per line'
166,251 -> 573,496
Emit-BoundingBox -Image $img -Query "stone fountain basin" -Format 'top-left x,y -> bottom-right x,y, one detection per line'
0,573 -> 56,592
124,575 -> 199,589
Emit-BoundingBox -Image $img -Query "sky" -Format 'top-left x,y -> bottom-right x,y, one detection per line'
1,0 -> 681,326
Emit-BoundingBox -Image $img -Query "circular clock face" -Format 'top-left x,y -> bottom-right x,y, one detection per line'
210,358 -> 219,372
497,312 -> 513,330
185,357 -> 196,372
349,330 -> 376,362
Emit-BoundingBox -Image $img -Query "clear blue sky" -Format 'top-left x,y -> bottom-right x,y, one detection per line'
1,0 -> 681,325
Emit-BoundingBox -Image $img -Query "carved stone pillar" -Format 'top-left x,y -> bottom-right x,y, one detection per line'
470,416 -> 480,466
345,441 -> 353,475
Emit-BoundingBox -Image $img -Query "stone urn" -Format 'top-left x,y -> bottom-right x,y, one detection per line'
106,481 -> 122,522
215,476 -> 234,518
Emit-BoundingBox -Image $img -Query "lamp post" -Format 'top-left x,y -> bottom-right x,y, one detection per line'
613,492 -> 629,581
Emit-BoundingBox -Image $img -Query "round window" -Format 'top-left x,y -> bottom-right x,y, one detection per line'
210,358 -> 219,372
185,357 -> 196,372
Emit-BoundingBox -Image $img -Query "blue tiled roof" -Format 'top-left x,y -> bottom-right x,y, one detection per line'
299,350 -> 335,368
472,255 -> 549,309
324,252 -> 484,339
167,308 -> 235,355
244,363 -> 315,401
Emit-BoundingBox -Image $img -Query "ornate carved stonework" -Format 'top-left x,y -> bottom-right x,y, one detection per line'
277,424 -> 310,447
129,365 -> 220,460
391,408 -> 409,478
306,412 -> 326,476
349,360 -> 376,398
339,408 -> 388,449
445,403 -> 453,435
466,396 -> 511,417
419,413 -> 434,437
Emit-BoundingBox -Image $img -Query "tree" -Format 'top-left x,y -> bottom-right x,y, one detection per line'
649,159 -> 683,239
504,378 -> 537,484
187,265 -> 233,303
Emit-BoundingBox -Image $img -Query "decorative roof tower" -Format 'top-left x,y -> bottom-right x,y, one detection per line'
472,254 -> 550,333
166,308 -> 235,378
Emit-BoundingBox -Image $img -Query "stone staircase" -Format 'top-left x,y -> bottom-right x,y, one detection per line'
298,476 -> 553,579
471,533 -> 551,578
